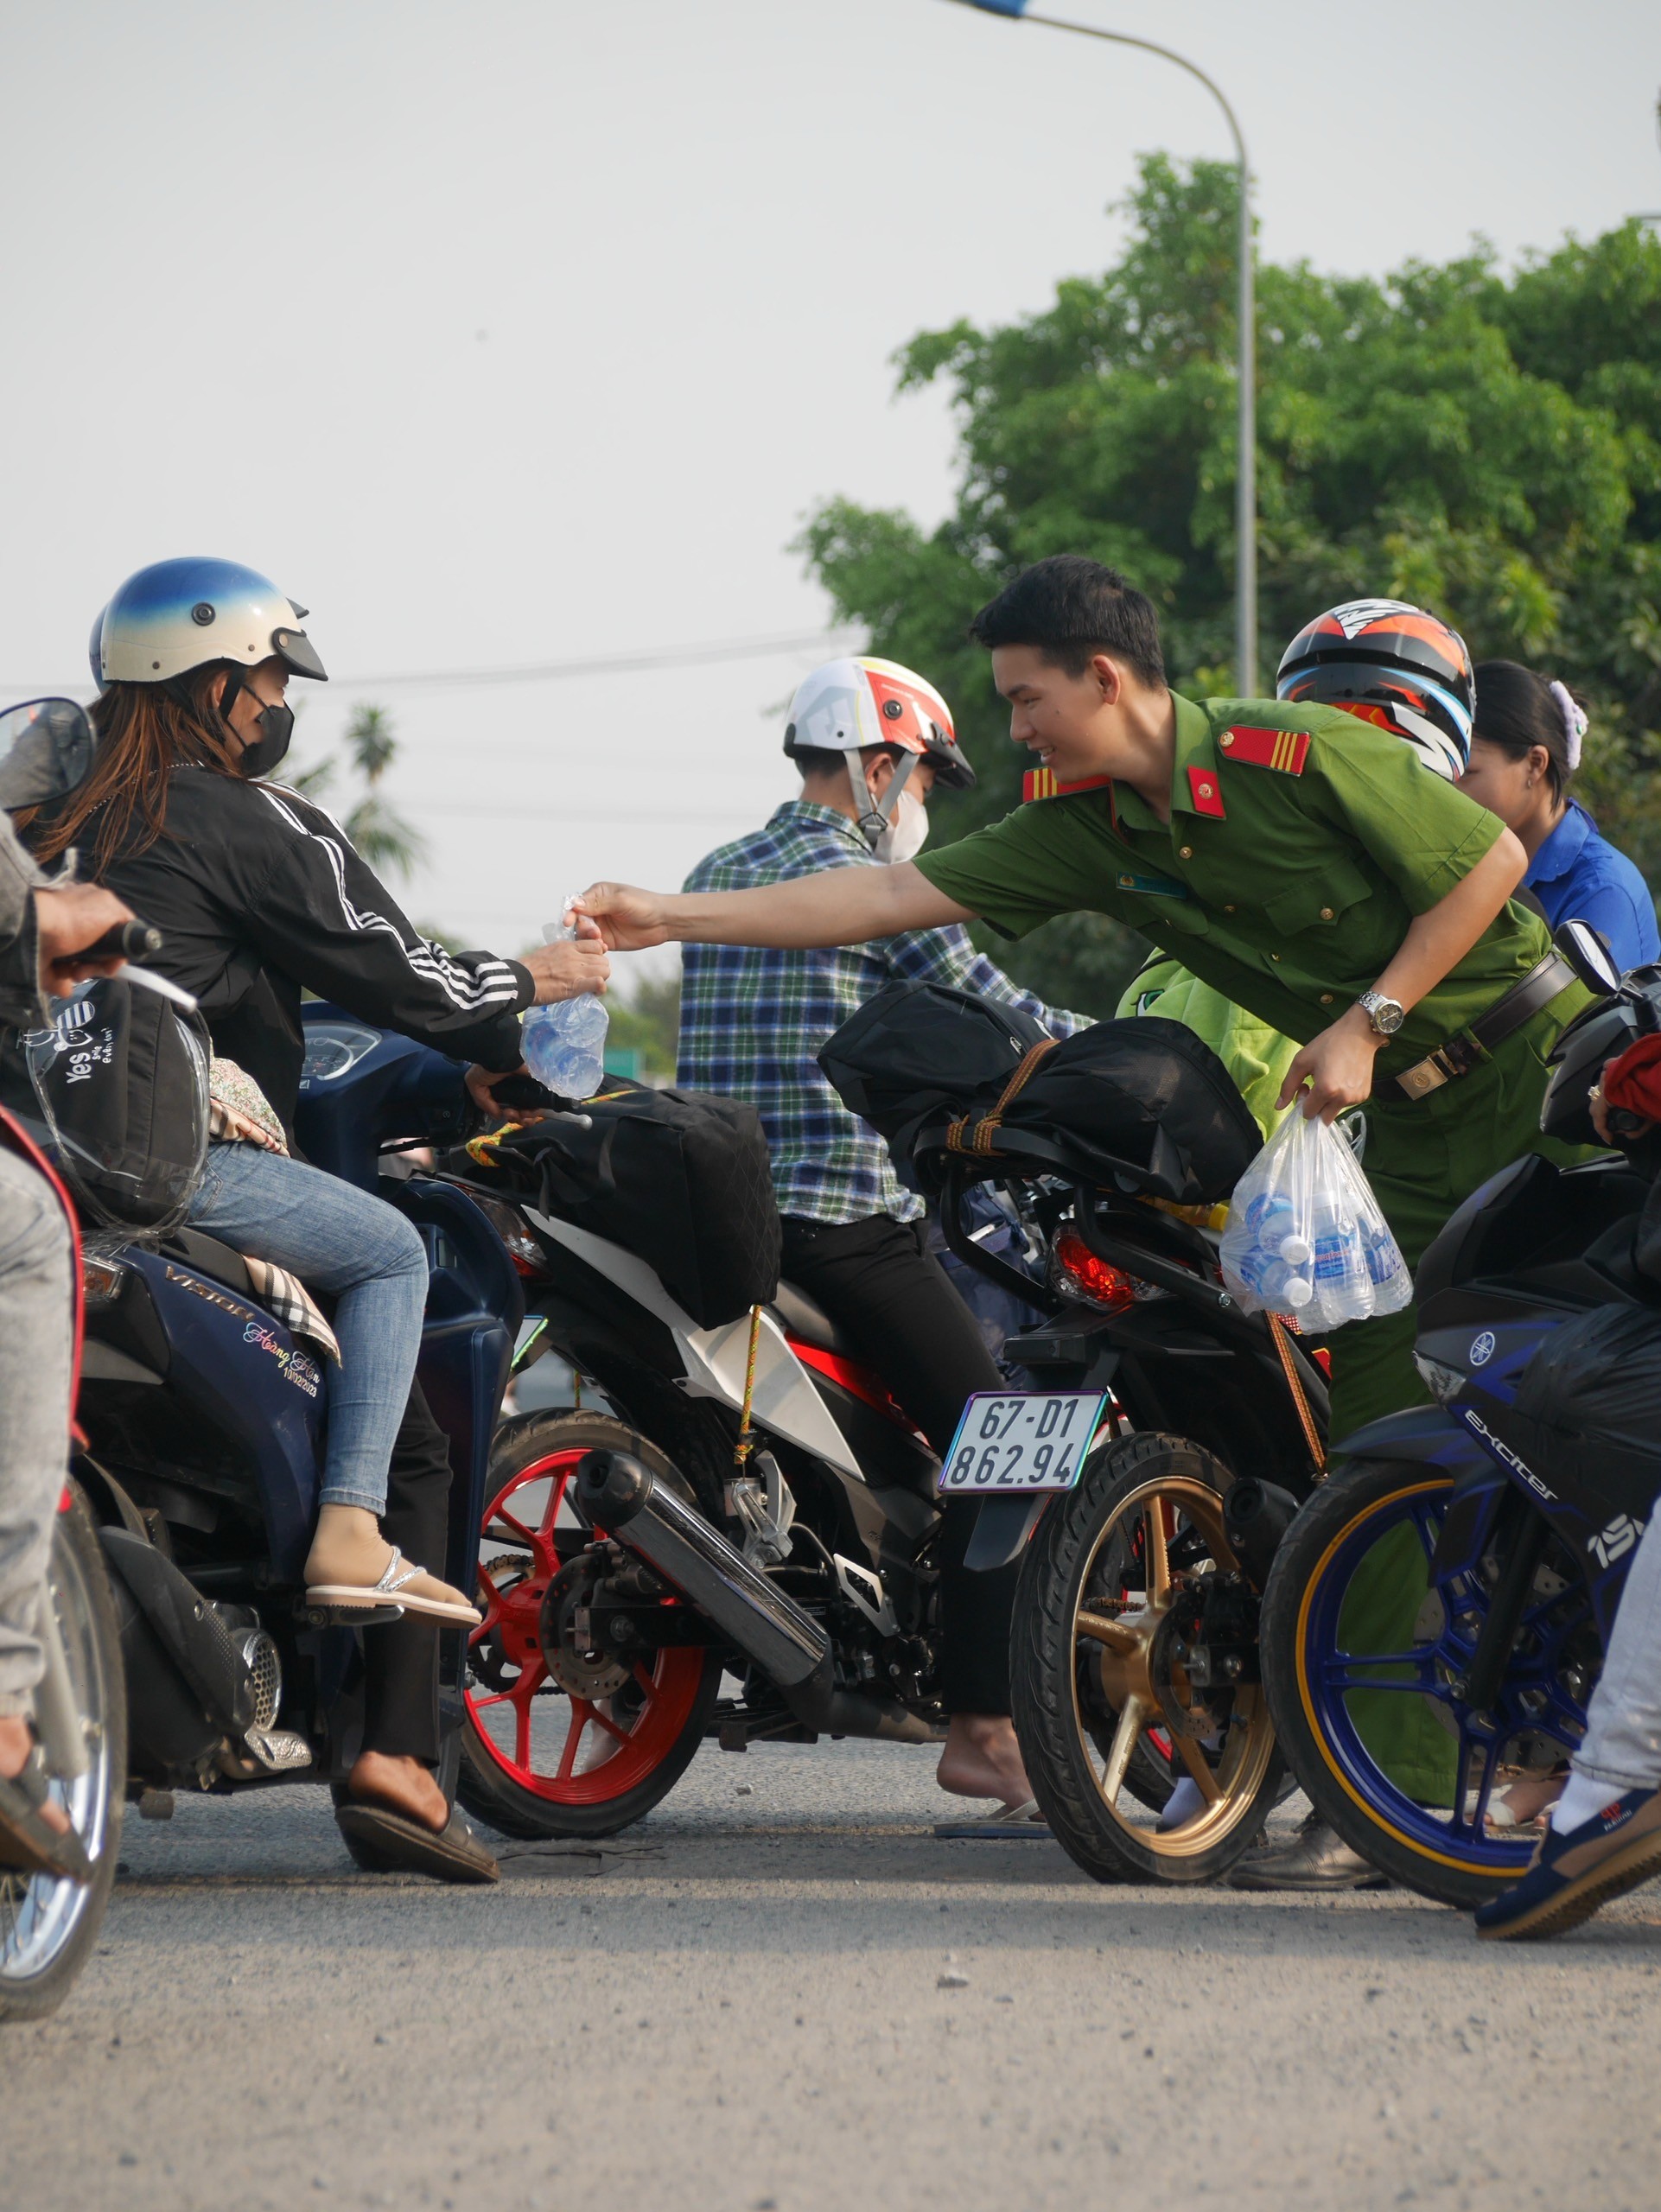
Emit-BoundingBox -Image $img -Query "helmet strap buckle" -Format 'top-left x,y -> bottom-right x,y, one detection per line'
845,747 -> 916,851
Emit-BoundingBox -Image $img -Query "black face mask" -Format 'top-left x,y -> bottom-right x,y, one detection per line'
237,698 -> 295,779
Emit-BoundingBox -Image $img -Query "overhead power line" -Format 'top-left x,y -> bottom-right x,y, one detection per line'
0,625 -> 860,701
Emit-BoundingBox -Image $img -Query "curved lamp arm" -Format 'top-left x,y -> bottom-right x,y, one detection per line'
938,0 -> 1257,692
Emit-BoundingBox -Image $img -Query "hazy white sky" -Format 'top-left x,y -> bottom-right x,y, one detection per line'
5,0 -> 1659,980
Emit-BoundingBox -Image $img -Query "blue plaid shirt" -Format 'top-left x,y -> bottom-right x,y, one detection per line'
678,800 -> 1082,1224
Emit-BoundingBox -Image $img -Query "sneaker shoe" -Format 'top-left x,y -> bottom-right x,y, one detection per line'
1474,1786 -> 1661,1941
1228,1809 -> 1390,1891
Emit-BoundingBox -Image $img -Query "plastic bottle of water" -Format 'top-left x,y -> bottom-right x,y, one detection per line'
519,905 -> 609,1100
1237,1245 -> 1314,1309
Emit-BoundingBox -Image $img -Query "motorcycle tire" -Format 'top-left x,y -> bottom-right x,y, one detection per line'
0,1486 -> 127,2021
1012,1432 -> 1284,1886
1259,1456 -> 1580,1908
458,1410 -> 722,1841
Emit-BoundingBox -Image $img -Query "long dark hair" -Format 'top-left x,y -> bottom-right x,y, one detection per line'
1472,660 -> 1583,807
24,664 -> 242,872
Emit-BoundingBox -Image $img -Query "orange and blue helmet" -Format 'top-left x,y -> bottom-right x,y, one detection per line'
1276,599 -> 1474,782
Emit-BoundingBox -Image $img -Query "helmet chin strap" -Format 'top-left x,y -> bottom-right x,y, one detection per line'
843,749 -> 917,850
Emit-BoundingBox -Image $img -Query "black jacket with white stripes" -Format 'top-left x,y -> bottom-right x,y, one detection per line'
55,766 -> 532,1143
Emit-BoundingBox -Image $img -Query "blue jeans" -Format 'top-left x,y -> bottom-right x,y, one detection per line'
188,1143 -> 429,1516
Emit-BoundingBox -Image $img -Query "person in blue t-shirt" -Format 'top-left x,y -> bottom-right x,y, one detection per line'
1457,660 -> 1659,970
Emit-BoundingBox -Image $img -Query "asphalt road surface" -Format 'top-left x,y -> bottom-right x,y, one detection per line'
10,1744 -> 1661,2212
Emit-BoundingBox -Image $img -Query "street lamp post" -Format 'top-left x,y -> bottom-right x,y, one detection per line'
943,0 -> 1257,693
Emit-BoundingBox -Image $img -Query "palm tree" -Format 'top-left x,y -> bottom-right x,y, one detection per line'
289,702 -> 427,877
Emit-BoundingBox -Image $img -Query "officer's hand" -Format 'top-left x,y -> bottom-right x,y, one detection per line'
569,883 -> 670,953
1277,1008 -> 1385,1124
33,882 -> 137,996
521,928 -> 610,1006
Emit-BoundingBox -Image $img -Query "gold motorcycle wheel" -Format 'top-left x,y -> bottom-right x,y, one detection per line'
1011,1431 -> 1285,1885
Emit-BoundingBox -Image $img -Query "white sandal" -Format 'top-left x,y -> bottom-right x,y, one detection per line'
306,1546 -> 480,1626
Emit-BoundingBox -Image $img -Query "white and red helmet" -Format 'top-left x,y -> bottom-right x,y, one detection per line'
783,655 -> 974,849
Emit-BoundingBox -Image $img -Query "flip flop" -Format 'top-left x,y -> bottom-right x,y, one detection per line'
0,1741 -> 91,1883
306,1545 -> 481,1626
933,1797 -> 1052,1840
334,1801 -> 500,1885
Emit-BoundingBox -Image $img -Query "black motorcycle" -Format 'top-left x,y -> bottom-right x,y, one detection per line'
446,991 -> 1328,1887
1259,923 -> 1661,1904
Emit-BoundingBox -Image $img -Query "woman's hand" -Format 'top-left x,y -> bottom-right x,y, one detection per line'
521,928 -> 611,1006
214,1101 -> 286,1152
569,883 -> 671,953
1276,1006 -> 1386,1123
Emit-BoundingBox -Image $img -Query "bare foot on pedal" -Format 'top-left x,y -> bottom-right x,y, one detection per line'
305,1504 -> 480,1623
935,1713 -> 1034,1808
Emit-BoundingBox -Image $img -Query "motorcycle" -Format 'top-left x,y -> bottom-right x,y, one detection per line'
0,1151 -> 126,2024
38,1001 -> 525,1856
439,1019 -> 1330,1886
1257,921 -> 1657,1904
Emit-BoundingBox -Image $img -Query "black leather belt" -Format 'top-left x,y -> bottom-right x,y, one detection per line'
1375,951 -> 1579,1103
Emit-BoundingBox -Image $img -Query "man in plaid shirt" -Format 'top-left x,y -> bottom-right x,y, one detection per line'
678,656 -> 1080,1820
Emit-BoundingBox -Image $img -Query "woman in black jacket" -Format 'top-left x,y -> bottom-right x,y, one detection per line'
28,557 -> 605,1866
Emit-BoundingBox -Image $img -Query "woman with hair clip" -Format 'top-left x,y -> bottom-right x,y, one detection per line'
1458,661 -> 1658,971
19,557 -> 606,1873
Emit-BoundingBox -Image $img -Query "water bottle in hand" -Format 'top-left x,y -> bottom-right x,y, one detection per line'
519,901 -> 609,1100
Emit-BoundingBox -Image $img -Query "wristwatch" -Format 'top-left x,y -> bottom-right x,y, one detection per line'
1356,989 -> 1406,1037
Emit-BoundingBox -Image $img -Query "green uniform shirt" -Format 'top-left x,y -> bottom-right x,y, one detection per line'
914,692 -> 1552,1081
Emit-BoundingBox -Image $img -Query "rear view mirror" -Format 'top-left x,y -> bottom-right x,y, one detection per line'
0,697 -> 94,811
1556,918 -> 1622,999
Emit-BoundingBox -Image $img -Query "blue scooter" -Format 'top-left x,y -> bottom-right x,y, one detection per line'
70,1001 -> 528,1824
1259,924 -> 1661,1904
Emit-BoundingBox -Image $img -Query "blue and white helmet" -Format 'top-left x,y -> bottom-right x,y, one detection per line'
91,557 -> 327,690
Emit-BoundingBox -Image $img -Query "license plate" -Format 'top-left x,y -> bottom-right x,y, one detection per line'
938,1391 -> 1108,1496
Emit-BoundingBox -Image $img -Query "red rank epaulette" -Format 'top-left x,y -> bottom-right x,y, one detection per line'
1218,725 -> 1310,776
1187,766 -> 1225,818
1021,768 -> 1116,804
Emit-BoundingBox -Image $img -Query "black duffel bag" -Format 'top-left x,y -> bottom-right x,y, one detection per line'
1508,1301 -> 1661,1529
820,983 -> 1259,1206
816,982 -> 1051,1185
461,1082 -> 780,1329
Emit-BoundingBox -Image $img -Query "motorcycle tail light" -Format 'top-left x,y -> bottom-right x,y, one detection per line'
468,1192 -> 549,1278
1052,1230 -> 1137,1313
80,1255 -> 126,1305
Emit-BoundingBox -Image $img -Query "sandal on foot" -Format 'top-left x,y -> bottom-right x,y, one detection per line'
306,1545 -> 480,1626
933,1797 -> 1052,1840
334,1801 -> 499,1885
0,1742 -> 91,1883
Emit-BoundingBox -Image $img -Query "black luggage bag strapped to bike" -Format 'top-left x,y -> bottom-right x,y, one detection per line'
1509,1298 -> 1661,1527
819,982 -> 1261,1208
23,976 -> 211,1234
462,1081 -> 782,1329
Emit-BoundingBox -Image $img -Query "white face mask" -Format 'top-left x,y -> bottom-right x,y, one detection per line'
874,781 -> 930,865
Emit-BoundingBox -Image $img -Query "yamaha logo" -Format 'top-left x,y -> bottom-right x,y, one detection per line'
1469,1332 -> 1495,1367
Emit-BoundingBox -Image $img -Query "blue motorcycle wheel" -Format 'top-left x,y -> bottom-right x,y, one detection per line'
1260,1459 -> 1594,1907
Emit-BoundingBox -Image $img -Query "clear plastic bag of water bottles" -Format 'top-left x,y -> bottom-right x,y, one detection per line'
1219,1106 -> 1410,1329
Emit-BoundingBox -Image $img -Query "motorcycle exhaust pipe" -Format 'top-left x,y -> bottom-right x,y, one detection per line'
1221,1478 -> 1302,1592
576,1449 -> 830,1691
574,1450 -> 938,1745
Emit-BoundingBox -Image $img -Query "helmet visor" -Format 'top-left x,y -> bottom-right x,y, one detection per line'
273,626 -> 328,681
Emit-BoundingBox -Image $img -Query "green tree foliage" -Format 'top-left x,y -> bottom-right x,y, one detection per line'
606,967 -> 682,1078
290,702 -> 428,877
800,156 -> 1661,1014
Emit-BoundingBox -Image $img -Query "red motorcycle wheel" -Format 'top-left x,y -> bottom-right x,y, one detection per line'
457,1411 -> 721,1840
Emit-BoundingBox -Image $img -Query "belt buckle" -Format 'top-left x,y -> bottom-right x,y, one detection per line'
1394,1048 -> 1458,1102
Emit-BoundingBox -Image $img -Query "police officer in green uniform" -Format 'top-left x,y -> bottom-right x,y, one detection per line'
573,559 -> 1588,1851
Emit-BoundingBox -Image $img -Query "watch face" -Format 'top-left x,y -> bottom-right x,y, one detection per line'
1370,996 -> 1404,1034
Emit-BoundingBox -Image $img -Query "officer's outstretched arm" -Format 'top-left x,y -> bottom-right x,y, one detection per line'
1278,828 -> 1529,1122
573,863 -> 975,952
